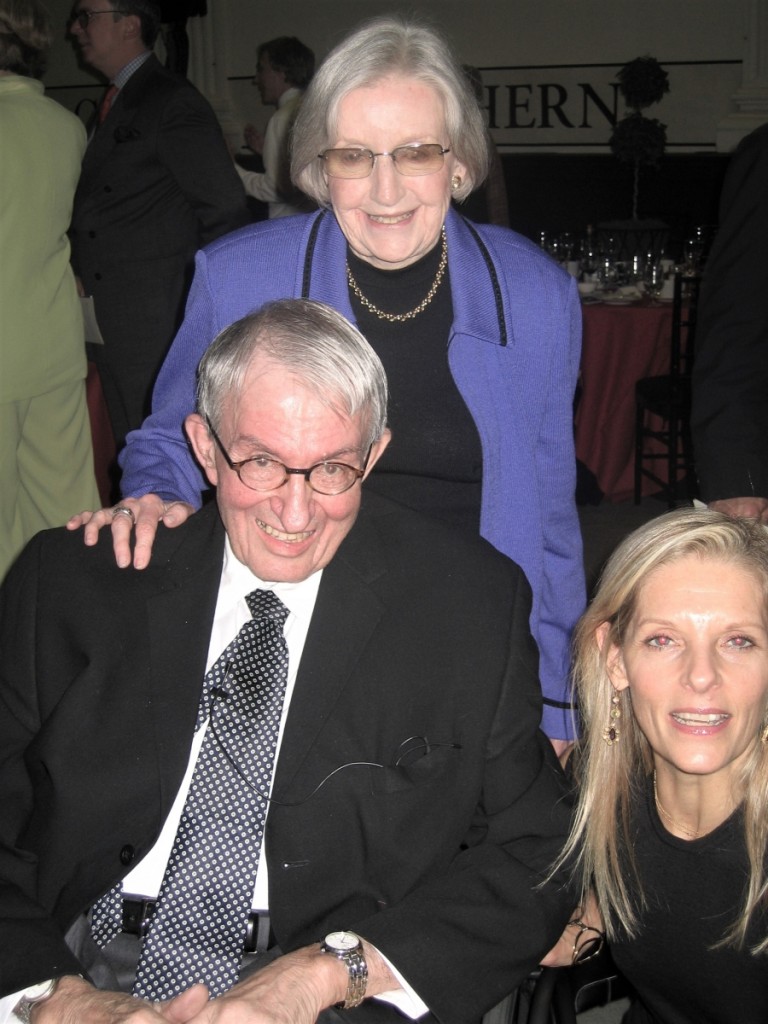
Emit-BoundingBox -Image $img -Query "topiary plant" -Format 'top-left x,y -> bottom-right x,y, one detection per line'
610,57 -> 670,219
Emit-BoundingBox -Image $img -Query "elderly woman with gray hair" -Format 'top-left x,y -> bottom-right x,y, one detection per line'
71,15 -> 584,747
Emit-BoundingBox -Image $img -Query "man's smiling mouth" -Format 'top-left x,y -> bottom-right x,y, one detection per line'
257,520 -> 314,543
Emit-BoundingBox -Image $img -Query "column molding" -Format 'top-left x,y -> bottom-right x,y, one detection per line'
716,0 -> 768,150
187,9 -> 241,149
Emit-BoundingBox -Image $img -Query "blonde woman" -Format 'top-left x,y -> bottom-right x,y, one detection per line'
546,507 -> 768,1023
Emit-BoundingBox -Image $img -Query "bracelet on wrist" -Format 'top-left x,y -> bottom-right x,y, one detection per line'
567,918 -> 605,965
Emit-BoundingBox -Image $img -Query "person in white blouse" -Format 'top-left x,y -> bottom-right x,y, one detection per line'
237,36 -> 315,219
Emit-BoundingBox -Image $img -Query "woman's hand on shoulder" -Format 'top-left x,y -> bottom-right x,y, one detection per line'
66,496 -> 195,570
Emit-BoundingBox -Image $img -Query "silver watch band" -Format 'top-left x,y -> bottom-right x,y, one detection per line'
338,945 -> 368,1009
13,980 -> 58,1024
320,935 -> 368,1009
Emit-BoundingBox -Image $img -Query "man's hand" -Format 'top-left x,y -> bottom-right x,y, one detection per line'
172,941 -> 399,1024
243,124 -> 264,155
169,947 -> 340,1024
708,496 -> 768,523
66,495 -> 194,569
33,976 -> 209,1023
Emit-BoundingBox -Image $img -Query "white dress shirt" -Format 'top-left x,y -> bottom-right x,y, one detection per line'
236,88 -> 310,219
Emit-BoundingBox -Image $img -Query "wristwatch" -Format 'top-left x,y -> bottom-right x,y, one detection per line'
320,930 -> 368,1009
12,979 -> 59,1023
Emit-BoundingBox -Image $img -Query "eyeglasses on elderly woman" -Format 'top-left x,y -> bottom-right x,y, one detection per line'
318,144 -> 451,179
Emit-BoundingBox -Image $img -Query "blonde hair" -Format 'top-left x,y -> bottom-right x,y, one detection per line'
291,15 -> 489,207
556,507 -> 768,954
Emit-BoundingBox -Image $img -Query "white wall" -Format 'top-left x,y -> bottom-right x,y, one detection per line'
43,0 -> 751,151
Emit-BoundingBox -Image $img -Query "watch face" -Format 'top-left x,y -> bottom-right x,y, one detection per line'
325,930 -> 361,952
25,980 -> 57,1001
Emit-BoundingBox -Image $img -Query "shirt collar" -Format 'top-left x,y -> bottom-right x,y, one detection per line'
113,49 -> 152,89
221,534 -> 322,623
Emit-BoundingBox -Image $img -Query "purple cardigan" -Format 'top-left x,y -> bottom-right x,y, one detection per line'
121,207 -> 585,739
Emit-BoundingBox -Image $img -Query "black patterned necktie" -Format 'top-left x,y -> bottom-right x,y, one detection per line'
131,589 -> 289,1001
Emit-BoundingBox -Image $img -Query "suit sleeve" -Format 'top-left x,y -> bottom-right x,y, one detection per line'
0,539 -> 86,994
156,85 -> 250,245
691,127 -> 768,501
348,572 -> 576,1023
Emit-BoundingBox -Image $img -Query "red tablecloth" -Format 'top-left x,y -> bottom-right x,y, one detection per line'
575,301 -> 673,503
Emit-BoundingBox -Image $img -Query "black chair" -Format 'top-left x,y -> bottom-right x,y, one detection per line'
527,950 -> 631,1024
634,273 -> 703,507
482,947 -> 631,1024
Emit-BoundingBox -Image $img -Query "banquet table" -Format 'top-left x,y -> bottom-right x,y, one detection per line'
575,299 -> 674,503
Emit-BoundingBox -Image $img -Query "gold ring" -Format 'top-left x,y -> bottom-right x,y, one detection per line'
112,505 -> 136,525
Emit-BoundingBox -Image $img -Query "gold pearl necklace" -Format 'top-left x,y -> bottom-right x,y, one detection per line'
346,227 -> 448,323
652,770 -> 700,840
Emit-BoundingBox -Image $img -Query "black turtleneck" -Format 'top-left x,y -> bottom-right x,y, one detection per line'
347,239 -> 483,535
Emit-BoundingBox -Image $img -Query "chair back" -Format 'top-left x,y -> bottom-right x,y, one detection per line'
669,273 -> 702,381
634,272 -> 703,507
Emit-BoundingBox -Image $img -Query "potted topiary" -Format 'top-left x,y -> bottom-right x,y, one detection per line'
602,56 -> 670,260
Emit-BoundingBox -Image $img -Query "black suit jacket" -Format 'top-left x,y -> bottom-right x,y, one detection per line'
0,497 -> 574,1023
691,122 -> 768,501
69,55 -> 249,441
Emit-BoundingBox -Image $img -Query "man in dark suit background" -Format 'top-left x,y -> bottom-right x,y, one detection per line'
0,300 -> 574,1023
68,0 -> 249,450
691,121 -> 768,523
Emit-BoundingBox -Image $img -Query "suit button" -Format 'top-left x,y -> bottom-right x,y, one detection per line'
120,845 -> 136,865
89,231 -> 96,238
104,186 -> 112,193
95,273 -> 102,281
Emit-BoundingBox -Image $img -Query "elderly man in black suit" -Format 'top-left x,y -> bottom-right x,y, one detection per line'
0,299 -> 574,1024
68,0 -> 248,450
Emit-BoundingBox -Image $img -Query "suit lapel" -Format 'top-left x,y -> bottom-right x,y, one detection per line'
145,504 -> 225,813
81,56 -> 157,181
272,503 -> 388,797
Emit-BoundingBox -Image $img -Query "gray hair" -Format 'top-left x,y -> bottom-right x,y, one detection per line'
291,15 -> 490,207
196,299 -> 388,448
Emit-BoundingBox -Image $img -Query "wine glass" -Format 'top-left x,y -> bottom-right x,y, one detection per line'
580,235 -> 600,284
644,260 -> 665,303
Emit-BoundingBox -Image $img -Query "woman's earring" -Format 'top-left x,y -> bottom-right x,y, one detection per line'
451,175 -> 462,192
602,692 -> 622,745
761,721 -> 768,744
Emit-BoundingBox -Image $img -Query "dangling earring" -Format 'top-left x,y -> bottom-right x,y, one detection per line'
761,721 -> 768,744
602,692 -> 621,745
451,175 -> 462,192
